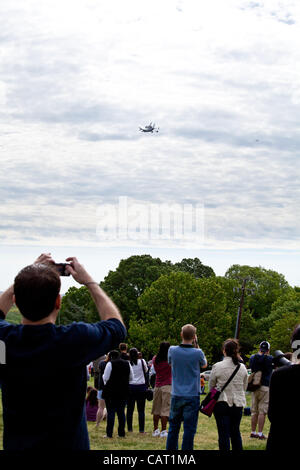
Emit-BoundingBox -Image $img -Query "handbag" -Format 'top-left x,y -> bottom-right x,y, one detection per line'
199,363 -> 241,417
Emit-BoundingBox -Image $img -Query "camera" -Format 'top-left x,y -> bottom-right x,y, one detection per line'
272,350 -> 292,368
54,263 -> 71,277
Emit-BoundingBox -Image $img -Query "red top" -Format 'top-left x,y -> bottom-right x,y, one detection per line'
153,356 -> 172,387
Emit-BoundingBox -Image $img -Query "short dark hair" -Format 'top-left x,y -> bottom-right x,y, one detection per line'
108,350 -> 120,361
119,343 -> 127,352
14,263 -> 61,322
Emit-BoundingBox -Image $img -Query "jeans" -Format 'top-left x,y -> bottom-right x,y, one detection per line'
213,401 -> 243,451
105,397 -> 127,438
126,385 -> 146,432
166,395 -> 200,451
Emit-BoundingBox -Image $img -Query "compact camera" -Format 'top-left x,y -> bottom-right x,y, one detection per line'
54,263 -> 71,276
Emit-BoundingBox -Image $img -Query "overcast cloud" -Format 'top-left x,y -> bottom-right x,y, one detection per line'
0,0 -> 300,258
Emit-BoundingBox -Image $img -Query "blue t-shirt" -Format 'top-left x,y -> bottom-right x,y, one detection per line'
168,344 -> 207,397
0,318 -> 126,450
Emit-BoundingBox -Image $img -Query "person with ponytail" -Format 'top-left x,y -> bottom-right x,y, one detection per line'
208,339 -> 248,451
126,348 -> 148,434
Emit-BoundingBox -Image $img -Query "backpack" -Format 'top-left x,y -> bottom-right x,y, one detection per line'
247,370 -> 262,392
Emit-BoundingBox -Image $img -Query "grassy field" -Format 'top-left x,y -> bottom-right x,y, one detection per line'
0,378 -> 269,451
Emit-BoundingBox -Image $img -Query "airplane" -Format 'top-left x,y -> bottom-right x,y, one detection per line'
139,122 -> 159,133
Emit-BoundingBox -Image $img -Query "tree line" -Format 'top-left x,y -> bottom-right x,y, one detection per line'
59,255 -> 300,365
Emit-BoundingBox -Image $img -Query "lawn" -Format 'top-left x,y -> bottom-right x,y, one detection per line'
0,379 -> 269,451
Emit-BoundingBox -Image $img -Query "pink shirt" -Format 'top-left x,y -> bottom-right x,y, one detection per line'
153,356 -> 172,387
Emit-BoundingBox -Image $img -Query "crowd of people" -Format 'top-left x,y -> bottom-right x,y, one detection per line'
0,253 -> 299,452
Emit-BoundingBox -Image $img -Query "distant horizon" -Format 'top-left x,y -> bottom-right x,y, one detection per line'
1,244 -> 299,295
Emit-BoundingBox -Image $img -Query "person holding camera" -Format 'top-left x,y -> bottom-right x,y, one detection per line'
267,326 -> 300,451
249,341 -> 273,440
0,253 -> 126,450
166,324 -> 207,451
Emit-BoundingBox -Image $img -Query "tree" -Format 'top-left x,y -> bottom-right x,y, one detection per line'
59,286 -> 98,325
269,298 -> 300,352
129,272 -> 232,363
174,258 -> 215,279
225,264 -> 290,320
99,255 -> 173,324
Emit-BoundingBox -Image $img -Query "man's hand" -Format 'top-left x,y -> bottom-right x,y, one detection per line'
65,257 -> 95,285
34,253 -> 55,265
193,334 -> 199,349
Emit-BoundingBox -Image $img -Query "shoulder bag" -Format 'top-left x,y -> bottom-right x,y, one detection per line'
199,363 -> 241,417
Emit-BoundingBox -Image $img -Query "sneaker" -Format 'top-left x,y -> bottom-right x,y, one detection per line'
258,434 -> 267,440
160,430 -> 168,438
250,432 -> 258,438
152,429 -> 160,437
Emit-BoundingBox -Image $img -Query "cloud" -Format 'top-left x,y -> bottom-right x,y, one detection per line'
0,0 -> 299,252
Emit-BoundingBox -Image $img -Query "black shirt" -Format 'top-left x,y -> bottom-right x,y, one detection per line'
0,318 -> 126,450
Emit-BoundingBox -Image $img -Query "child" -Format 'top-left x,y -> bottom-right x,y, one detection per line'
86,387 -> 98,422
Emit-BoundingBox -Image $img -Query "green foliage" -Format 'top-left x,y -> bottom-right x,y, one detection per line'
59,286 -> 98,325
225,264 -> 290,320
5,305 -> 22,324
57,257 -> 294,363
99,255 -> 173,323
268,299 -> 300,352
129,272 -> 233,363
174,258 -> 215,279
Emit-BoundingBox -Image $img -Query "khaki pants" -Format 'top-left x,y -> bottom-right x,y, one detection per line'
251,386 -> 269,415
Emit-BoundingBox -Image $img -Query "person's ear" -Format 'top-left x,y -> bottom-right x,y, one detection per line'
55,294 -> 61,310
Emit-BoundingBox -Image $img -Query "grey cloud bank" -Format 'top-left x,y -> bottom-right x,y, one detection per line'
0,0 -> 299,268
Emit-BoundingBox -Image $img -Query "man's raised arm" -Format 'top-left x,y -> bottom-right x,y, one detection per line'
0,286 -> 14,318
65,257 -> 124,326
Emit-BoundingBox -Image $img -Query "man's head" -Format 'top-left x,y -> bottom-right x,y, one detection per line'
14,263 -> 61,322
181,324 -> 197,342
108,350 -> 120,361
259,341 -> 270,354
119,343 -> 128,353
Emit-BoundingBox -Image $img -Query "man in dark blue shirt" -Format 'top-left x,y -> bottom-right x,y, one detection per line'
0,253 -> 126,450
249,341 -> 273,440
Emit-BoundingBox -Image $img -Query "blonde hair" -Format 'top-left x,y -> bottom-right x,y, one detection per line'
181,324 -> 196,341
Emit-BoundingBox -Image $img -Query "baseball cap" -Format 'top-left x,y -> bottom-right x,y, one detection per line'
259,341 -> 270,352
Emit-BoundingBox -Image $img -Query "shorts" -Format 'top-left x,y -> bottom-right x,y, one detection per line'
251,386 -> 269,415
151,385 -> 171,417
97,390 -> 103,400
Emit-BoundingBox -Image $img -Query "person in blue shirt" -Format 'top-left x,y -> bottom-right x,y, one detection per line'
0,253 -> 126,450
166,324 -> 207,450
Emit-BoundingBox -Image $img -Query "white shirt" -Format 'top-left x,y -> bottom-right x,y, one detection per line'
129,359 -> 148,385
208,357 -> 248,407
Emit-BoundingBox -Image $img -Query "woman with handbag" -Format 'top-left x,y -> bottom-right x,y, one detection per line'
126,348 -> 148,434
208,339 -> 248,451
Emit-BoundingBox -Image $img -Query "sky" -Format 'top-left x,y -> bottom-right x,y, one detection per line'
1,0 -> 300,291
